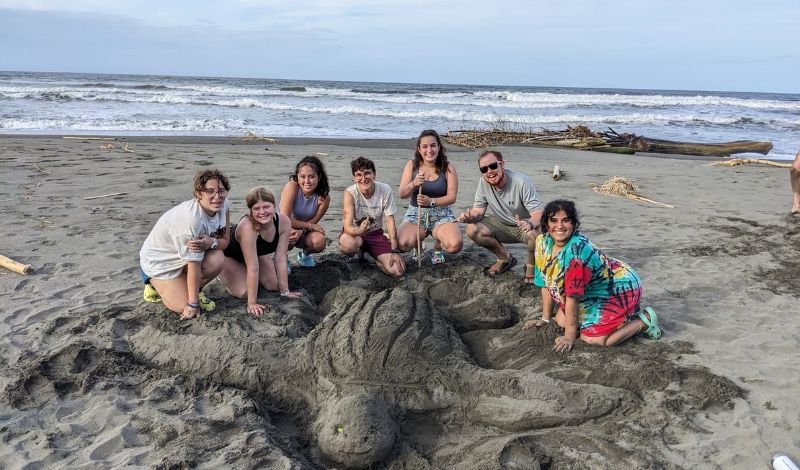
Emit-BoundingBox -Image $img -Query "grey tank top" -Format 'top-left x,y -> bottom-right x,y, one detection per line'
410,169 -> 448,207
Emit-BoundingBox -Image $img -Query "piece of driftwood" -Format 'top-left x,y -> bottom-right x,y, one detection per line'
552,165 -> 562,181
590,176 -> 675,208
237,132 -> 279,143
443,126 -> 773,158
0,254 -> 33,275
84,192 -> 128,200
711,158 -> 791,168
629,137 -> 772,157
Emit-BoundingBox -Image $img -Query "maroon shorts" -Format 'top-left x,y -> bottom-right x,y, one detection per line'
341,228 -> 392,259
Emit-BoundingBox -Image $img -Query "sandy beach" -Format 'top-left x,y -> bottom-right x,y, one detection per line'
0,134 -> 797,468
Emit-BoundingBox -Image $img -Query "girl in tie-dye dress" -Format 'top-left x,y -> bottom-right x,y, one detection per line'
522,199 -> 661,353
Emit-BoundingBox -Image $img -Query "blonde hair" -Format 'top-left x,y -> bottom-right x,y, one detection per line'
245,186 -> 275,231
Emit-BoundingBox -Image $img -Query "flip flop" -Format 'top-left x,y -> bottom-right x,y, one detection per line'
522,264 -> 535,285
637,307 -> 662,340
484,256 -> 517,277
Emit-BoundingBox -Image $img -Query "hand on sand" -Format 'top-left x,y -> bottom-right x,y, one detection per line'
389,253 -> 406,271
180,305 -> 200,320
522,318 -> 549,330
553,335 -> 575,354
247,303 -> 266,317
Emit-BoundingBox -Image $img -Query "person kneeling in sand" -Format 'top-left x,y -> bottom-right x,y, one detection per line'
221,187 -> 302,317
457,150 -> 543,280
397,129 -> 463,264
522,200 -> 661,352
790,148 -> 800,215
279,156 -> 331,267
339,157 -> 406,278
139,169 -> 231,320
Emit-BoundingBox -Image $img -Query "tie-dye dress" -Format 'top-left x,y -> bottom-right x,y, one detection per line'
533,231 -> 641,337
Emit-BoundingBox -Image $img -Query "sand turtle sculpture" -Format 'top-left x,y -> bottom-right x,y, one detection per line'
2,258 -> 743,468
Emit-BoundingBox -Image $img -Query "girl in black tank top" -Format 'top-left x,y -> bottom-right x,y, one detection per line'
220,187 -> 301,317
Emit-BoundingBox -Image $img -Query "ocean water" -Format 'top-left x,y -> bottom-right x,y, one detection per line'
1,71 -> 798,159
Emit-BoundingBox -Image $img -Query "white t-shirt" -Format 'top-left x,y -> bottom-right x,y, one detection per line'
345,181 -> 396,233
140,198 -> 230,279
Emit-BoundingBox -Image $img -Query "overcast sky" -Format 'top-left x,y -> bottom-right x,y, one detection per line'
1,1 -> 798,93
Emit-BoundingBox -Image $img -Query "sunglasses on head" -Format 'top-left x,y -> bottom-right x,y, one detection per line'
479,162 -> 500,173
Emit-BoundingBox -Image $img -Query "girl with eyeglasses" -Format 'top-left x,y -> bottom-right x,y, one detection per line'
139,169 -> 231,320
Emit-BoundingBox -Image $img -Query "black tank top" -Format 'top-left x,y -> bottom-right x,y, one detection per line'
223,215 -> 280,263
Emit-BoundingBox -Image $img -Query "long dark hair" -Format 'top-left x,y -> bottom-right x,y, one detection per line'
539,199 -> 581,235
413,129 -> 449,174
290,156 -> 330,198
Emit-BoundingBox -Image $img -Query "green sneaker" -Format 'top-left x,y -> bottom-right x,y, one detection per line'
143,283 -> 161,303
198,292 -> 216,312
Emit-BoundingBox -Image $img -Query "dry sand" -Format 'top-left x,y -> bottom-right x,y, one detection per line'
0,135 -> 798,468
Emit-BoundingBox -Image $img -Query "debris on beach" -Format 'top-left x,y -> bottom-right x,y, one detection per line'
711,158 -> 791,168
590,176 -> 675,208
0,253 -> 33,275
237,131 -> 279,143
444,126 -> 773,157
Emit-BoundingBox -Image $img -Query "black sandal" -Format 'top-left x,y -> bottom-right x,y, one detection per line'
483,256 -> 517,277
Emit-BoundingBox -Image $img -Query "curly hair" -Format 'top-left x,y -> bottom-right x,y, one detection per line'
539,199 -> 581,235
193,169 -> 230,195
350,157 -> 376,175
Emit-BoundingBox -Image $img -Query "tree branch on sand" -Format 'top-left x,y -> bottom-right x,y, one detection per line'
443,126 -> 773,158
710,158 -> 791,169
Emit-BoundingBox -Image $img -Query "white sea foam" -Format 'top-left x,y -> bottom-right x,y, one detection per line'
1,71 -> 797,157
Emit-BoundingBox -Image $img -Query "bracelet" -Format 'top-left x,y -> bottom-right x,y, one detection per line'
187,302 -> 200,309
540,317 -> 550,323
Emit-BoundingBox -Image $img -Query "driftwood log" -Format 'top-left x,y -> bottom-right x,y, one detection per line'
443,127 -> 772,158
0,254 -> 34,275
629,137 -> 773,157
552,165 -> 562,181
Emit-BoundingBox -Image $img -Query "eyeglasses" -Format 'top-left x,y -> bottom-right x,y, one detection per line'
479,162 -> 500,173
202,188 -> 228,197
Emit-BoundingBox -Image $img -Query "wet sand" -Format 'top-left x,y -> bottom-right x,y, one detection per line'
0,135 -> 797,468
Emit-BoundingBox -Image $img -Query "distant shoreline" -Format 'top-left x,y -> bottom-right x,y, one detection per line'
0,133 -> 768,162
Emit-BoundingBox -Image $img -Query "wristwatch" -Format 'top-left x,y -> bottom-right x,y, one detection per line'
430,198 -> 436,208
210,238 -> 219,250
